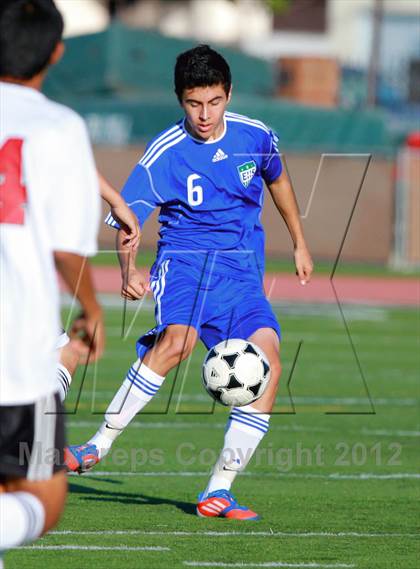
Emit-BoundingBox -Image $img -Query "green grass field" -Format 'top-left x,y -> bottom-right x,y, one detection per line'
8,301 -> 419,569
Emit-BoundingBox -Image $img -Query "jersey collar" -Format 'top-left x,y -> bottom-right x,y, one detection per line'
182,115 -> 227,145
0,81 -> 46,101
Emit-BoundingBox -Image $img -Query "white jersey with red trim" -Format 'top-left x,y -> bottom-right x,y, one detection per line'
0,82 -> 100,405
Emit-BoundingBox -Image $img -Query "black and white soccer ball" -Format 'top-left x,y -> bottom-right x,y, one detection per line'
202,339 -> 271,407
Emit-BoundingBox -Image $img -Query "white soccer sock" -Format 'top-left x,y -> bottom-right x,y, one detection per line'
203,404 -> 270,497
56,363 -> 72,402
88,359 -> 165,459
0,492 -> 45,549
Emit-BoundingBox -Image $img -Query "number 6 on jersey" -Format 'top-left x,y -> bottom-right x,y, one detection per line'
187,173 -> 203,206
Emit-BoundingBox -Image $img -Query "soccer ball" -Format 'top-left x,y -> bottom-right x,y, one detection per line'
202,339 -> 270,407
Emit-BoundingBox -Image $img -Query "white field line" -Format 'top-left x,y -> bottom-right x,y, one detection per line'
72,393 -> 420,407
290,396 -> 418,406
183,562 -> 355,568
50,529 -> 419,539
68,471 -> 420,480
22,545 -> 169,551
360,428 -> 420,438
67,470 -> 206,477
67,395 -> 419,407
105,326 -> 416,346
68,420 -> 219,429
276,472 -> 420,480
274,472 -> 420,480
66,420 -> 327,431
67,420 -> 420,438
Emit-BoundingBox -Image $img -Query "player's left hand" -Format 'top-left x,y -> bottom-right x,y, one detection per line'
111,202 -> 141,251
294,246 -> 313,285
69,308 -> 105,363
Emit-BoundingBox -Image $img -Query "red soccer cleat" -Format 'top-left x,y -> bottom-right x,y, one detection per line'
197,489 -> 260,520
64,443 -> 100,474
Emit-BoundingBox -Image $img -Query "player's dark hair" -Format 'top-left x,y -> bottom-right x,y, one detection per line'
174,45 -> 231,102
0,0 -> 63,79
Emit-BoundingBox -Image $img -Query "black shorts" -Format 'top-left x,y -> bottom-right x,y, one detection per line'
0,392 -> 66,482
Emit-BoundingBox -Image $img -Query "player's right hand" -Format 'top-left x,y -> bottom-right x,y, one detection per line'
111,204 -> 141,251
98,171 -> 141,251
121,268 -> 150,300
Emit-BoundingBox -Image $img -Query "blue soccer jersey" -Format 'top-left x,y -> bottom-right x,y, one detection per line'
106,111 -> 282,281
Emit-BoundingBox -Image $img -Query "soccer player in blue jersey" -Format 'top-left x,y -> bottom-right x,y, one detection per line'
66,45 -> 313,520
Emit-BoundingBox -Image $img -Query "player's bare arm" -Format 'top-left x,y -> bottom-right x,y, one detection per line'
267,169 -> 314,284
98,172 -> 141,250
117,229 -> 149,300
54,251 -> 104,361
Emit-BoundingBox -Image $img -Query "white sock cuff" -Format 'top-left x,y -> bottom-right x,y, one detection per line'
125,360 -> 165,399
16,492 -> 45,542
228,405 -> 270,439
133,359 -> 165,383
237,404 -> 270,422
0,492 -> 45,548
56,363 -> 72,402
103,361 -> 165,431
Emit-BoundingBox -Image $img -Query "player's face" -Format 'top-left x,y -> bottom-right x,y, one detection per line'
181,84 -> 231,141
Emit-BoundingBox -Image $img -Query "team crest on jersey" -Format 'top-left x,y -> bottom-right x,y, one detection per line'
237,161 -> 257,188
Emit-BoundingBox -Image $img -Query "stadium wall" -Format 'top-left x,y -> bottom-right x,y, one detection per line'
95,146 -> 394,264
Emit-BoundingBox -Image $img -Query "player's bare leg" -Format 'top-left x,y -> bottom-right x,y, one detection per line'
246,327 -> 281,413
198,327 -> 281,520
143,324 -> 198,376
65,325 -> 198,472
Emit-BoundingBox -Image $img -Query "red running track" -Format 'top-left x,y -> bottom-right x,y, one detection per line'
79,267 -> 419,306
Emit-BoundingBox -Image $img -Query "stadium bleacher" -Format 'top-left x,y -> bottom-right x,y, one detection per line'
44,23 -> 395,154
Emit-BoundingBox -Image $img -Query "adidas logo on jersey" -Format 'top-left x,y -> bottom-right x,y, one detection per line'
212,148 -> 228,162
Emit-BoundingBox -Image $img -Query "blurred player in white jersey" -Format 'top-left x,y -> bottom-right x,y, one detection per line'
0,0 -> 102,562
